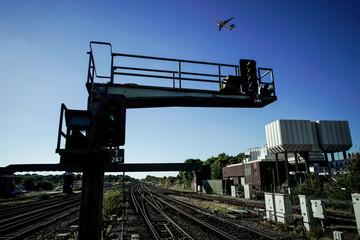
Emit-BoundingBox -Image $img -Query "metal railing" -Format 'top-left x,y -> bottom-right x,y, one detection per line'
111,52 -> 239,90
56,104 -> 91,152
87,42 -> 239,90
88,41 -> 112,83
87,41 -> 275,96
56,103 -> 68,152
258,67 -> 276,96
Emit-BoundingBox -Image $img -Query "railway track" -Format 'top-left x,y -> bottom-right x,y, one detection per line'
0,195 -> 78,221
0,194 -> 80,240
130,184 -> 193,239
153,189 -> 275,239
130,183 -> 275,239
154,186 -> 356,224
0,192 -> 62,205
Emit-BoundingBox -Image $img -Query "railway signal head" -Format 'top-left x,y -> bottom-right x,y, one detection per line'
97,95 -> 126,148
240,59 -> 258,95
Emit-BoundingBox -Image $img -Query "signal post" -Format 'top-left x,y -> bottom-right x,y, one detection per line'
56,94 -> 126,240
56,41 -> 277,239
79,158 -> 105,240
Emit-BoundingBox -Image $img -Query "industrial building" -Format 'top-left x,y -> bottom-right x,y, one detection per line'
222,119 -> 352,192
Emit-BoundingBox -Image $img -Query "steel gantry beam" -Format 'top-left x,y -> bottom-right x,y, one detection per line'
0,163 -> 202,175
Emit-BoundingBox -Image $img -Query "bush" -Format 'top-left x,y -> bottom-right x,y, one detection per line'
37,192 -> 50,200
22,177 -> 36,191
103,190 -> 123,217
307,226 -> 325,239
237,184 -> 244,198
292,175 -> 325,204
36,180 -> 54,191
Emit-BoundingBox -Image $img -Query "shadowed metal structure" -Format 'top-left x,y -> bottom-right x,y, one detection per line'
52,42 -> 278,240
86,42 -> 277,110
0,163 -> 202,175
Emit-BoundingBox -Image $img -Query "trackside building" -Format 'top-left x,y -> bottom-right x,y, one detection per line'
222,119 -> 352,191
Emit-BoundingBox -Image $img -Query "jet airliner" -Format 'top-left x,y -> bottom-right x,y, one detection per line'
214,17 -> 236,31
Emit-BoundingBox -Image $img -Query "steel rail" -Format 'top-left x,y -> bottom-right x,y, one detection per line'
0,192 -> 63,205
0,199 -> 80,235
130,185 -> 160,239
154,195 -> 237,240
139,188 -> 194,239
131,184 -> 194,239
0,203 -> 79,234
138,185 -> 182,239
155,193 -> 276,240
0,202 -> 79,235
138,187 -> 178,239
157,186 -> 356,227
0,195 -> 80,220
6,207 -> 79,240
0,197 -> 80,227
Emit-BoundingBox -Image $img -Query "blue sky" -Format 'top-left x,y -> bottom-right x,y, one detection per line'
1,1 -> 360,179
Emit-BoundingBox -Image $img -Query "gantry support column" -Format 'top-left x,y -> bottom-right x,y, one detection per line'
342,151 -> 347,160
331,152 -> 335,161
284,151 -> 290,187
78,162 -> 105,240
274,153 -> 281,190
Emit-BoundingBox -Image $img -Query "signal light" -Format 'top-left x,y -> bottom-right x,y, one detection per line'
96,95 -> 126,148
240,59 -> 258,95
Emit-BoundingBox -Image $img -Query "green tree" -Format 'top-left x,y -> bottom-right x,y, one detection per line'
203,156 -> 216,166
324,154 -> 360,201
36,180 -> 54,190
324,180 -> 347,201
163,176 -> 181,187
203,153 -> 244,180
342,153 -> 360,194
144,175 -> 161,183
211,160 -> 223,179
292,174 -> 325,201
179,158 -> 202,188
235,153 -> 245,164
22,176 -> 35,191
123,175 -> 135,182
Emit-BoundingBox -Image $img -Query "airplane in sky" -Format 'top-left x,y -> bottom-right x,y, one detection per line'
214,17 -> 236,31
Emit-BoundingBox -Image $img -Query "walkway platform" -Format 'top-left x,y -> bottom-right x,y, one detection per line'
86,42 -> 277,109
87,83 -> 277,108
